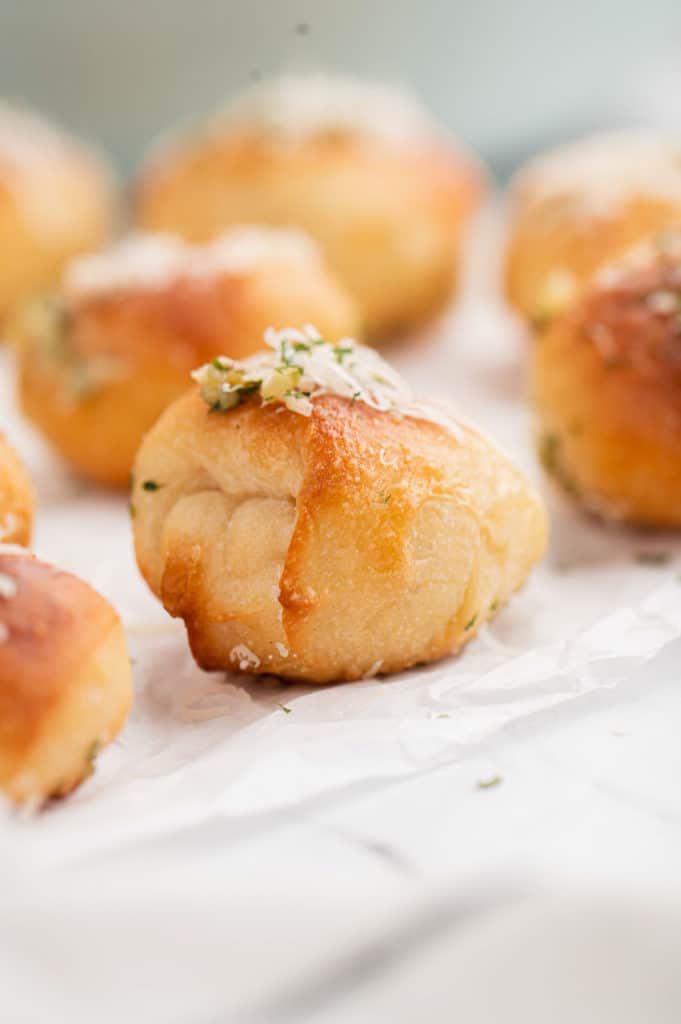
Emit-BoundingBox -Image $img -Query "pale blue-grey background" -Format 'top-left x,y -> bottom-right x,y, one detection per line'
2,0 -> 681,178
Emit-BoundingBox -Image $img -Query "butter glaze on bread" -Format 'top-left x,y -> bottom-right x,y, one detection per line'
0,435 -> 33,545
533,232 -> 681,524
505,134 -> 681,328
0,550 -> 132,804
133,384 -> 546,683
14,229 -> 359,488
135,76 -> 483,342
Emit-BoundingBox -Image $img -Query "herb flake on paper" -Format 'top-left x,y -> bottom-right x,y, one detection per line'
476,774 -> 502,791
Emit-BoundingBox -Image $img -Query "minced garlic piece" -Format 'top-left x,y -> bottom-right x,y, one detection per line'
193,326 -> 463,437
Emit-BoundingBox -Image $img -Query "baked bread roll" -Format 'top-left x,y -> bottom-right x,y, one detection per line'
505,134 -> 681,329
532,230 -> 681,524
0,548 -> 132,805
133,328 -> 547,683
13,228 -> 359,489
0,102 -> 115,328
135,75 -> 484,342
0,434 -> 33,545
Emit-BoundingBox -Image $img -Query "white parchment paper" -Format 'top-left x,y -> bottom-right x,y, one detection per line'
2,210 -> 681,1022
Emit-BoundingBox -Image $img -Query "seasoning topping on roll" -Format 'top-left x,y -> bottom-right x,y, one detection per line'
205,74 -> 442,146
63,228 -> 320,299
193,326 -> 463,435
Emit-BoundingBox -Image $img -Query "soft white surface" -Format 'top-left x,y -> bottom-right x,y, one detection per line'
2,209 -> 681,1022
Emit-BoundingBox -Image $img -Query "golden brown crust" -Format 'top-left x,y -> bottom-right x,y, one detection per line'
532,239 -> 681,524
15,246 -> 359,489
0,434 -> 33,545
133,388 -> 546,683
506,194 -> 681,327
0,552 -> 132,804
136,131 -> 483,342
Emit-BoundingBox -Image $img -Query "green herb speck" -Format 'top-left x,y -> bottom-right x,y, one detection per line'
277,703 -> 292,714
85,739 -> 101,775
477,774 -> 502,790
465,615 -> 477,631
142,480 -> 163,492
538,433 -> 580,496
333,346 -> 353,364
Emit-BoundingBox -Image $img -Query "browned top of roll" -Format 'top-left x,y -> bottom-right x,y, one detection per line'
0,552 -> 120,753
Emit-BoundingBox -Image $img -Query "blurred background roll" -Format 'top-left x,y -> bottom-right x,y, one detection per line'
12,228 -> 358,487
0,103 -> 115,328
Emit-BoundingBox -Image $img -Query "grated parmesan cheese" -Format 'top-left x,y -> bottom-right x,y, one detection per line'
512,133 -> 681,218
378,447 -> 399,467
193,326 -> 464,439
211,74 -> 441,145
229,643 -> 261,671
65,227 -> 320,300
595,230 -> 681,290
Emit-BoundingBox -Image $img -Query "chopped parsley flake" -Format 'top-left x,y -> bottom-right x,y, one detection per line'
276,703 -> 292,714
142,480 -> 163,492
192,326 -> 423,421
465,615 -> 477,631
538,433 -> 580,496
476,774 -> 502,790
85,739 -> 101,775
